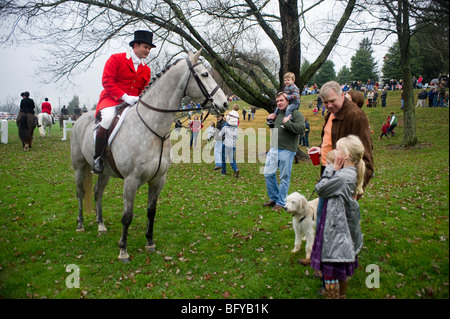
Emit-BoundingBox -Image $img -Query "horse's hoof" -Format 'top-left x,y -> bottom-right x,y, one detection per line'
98,224 -> 107,233
118,249 -> 129,262
23,144 -> 29,151
145,244 -> 156,253
76,227 -> 85,232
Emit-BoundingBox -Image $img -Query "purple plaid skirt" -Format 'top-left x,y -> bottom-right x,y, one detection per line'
310,200 -> 358,281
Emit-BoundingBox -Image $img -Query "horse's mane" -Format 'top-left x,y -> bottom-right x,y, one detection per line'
146,58 -> 184,89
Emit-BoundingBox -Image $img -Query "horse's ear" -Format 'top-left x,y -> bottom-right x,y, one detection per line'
190,49 -> 202,63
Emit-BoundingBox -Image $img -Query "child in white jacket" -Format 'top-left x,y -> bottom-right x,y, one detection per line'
219,110 -> 239,177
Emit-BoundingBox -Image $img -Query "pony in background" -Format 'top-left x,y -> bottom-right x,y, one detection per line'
37,112 -> 53,137
16,112 -> 36,151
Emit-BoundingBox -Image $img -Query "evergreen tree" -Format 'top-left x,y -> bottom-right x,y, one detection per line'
382,40 -> 422,81
350,38 -> 378,82
300,59 -> 316,86
67,95 -> 80,115
337,65 -> 353,85
315,60 -> 336,87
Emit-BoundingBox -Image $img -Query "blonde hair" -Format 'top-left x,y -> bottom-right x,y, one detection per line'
326,149 -> 335,164
284,72 -> 295,81
336,135 -> 366,196
232,104 -> 240,111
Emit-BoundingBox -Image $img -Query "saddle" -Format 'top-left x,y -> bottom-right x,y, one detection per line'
95,102 -> 130,179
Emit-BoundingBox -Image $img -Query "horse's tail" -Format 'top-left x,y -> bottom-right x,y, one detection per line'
18,113 -> 32,146
83,171 -> 93,213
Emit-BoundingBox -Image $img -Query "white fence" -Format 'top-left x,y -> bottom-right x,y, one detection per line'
61,119 -> 76,141
1,119 -> 7,144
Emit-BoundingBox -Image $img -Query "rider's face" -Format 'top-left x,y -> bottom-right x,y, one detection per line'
133,43 -> 152,59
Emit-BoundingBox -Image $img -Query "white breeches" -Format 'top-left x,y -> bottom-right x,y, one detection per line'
99,107 -> 116,130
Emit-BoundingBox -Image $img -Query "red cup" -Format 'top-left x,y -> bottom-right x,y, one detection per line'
308,149 -> 320,166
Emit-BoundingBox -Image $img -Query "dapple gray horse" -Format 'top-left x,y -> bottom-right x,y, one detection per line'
70,51 -> 228,262
37,113 -> 53,137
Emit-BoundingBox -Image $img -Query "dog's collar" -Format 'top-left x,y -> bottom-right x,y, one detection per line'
299,216 -> 306,223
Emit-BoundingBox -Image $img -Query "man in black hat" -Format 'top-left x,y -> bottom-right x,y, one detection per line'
17,91 -> 38,127
92,30 -> 156,174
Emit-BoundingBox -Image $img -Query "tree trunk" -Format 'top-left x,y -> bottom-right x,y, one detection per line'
397,0 -> 418,147
279,0 -> 301,94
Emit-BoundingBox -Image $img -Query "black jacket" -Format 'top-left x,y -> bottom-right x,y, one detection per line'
19,98 -> 35,114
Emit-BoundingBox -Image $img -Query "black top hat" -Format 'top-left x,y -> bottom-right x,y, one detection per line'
129,30 -> 156,48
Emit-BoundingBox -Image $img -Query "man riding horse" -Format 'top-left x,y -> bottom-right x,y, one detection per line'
17,91 -> 37,150
18,91 -> 36,121
42,98 -> 55,124
92,30 -> 156,174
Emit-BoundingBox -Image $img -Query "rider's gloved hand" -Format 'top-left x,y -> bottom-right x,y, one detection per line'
121,94 -> 139,106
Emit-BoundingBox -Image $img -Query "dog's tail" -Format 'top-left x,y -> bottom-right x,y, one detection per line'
310,198 -> 319,221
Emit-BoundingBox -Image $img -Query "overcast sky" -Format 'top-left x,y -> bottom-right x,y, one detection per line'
0,46 -> 108,112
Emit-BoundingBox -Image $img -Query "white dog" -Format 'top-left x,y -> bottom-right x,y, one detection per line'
284,192 -> 319,259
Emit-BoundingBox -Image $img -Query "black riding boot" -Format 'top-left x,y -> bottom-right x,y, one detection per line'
92,126 -> 108,174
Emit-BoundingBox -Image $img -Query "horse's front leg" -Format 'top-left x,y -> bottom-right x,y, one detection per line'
145,175 -> 166,253
94,174 -> 110,233
74,166 -> 89,232
118,177 -> 139,263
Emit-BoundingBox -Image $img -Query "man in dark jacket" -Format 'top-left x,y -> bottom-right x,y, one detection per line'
17,91 -> 36,126
19,92 -> 35,114
310,81 -> 374,190
263,92 -> 305,211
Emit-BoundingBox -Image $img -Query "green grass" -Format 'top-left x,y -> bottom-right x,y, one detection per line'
0,90 -> 448,299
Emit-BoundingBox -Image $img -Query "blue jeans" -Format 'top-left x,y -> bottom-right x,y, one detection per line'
264,148 -> 296,207
300,132 -> 309,146
221,145 -> 238,173
190,131 -> 200,147
214,140 -> 223,167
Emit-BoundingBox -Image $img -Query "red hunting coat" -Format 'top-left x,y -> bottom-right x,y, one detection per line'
41,102 -> 52,115
95,52 -> 151,117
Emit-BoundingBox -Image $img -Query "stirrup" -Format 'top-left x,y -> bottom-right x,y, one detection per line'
92,157 -> 104,174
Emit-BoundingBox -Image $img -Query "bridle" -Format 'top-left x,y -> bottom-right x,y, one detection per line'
137,56 -> 221,115
135,56 -> 223,181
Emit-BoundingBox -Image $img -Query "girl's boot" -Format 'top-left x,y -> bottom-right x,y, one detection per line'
339,279 -> 348,299
325,278 -> 339,299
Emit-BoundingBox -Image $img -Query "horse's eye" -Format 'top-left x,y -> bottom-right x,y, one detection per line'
201,72 -> 209,77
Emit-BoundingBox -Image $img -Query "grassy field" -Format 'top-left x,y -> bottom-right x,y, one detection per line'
0,90 -> 448,301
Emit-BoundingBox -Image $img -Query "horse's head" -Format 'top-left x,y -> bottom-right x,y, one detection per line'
184,50 -> 228,115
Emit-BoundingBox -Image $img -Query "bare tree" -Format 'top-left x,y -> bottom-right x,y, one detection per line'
347,0 -> 448,147
1,0 -> 356,112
